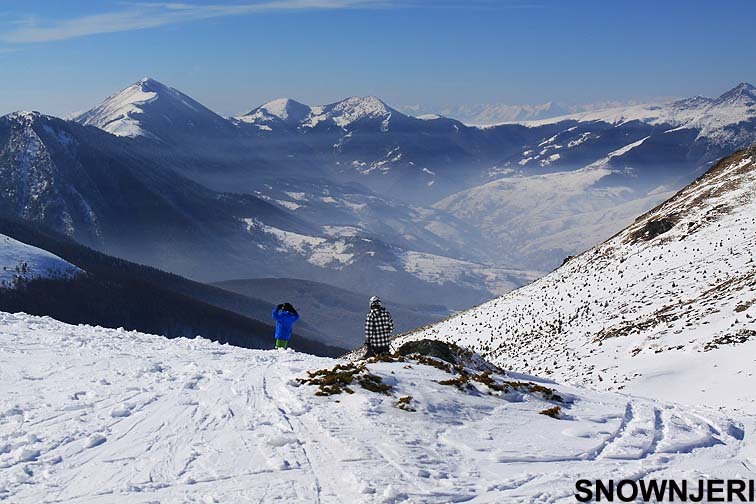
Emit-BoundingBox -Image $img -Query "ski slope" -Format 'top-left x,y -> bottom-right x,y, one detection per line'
1,312 -> 754,503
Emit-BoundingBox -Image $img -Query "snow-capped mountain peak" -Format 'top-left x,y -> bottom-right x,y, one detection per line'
74,77 -> 229,141
237,95 -> 399,130
4,110 -> 44,126
236,98 -> 312,126
75,78 -> 161,138
259,98 -> 310,120
136,76 -> 157,86
714,81 -> 756,105
327,95 -> 393,126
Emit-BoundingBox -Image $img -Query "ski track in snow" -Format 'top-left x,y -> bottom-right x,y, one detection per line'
1,313 -> 754,503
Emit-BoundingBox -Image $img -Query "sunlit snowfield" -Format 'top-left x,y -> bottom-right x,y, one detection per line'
0,312 -> 753,503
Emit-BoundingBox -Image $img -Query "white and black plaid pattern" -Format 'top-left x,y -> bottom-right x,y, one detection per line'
365,306 -> 394,349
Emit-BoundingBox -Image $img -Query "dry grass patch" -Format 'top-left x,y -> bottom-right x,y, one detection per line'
396,396 -> 416,412
539,406 -> 562,419
298,362 -> 392,396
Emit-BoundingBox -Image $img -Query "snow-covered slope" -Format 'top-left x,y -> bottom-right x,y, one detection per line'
402,146 -> 756,412
75,78 -> 161,138
74,77 -> 232,142
1,312 -> 753,502
0,234 -> 79,287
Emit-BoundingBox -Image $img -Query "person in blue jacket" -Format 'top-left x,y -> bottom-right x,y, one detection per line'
272,302 -> 299,349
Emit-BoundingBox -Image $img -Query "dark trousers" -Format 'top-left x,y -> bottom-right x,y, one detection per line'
364,344 -> 389,359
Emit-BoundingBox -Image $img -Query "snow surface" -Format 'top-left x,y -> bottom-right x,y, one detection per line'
313,96 -> 392,128
403,148 -> 756,413
244,218 -> 354,268
416,114 -> 443,121
75,78 -> 159,138
1,312 -> 754,502
0,234 -> 80,288
258,98 -> 303,121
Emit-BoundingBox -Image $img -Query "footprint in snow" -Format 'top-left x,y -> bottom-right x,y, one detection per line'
359,482 -> 376,494
0,406 -> 23,419
267,458 -> 291,471
266,434 -> 299,447
382,485 -> 408,503
109,403 -> 134,418
16,448 -> 40,463
85,434 -> 107,448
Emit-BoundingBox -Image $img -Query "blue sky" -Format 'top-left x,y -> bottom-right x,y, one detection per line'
1,0 -> 755,117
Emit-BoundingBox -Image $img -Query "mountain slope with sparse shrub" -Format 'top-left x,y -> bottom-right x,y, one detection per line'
400,145 -> 756,411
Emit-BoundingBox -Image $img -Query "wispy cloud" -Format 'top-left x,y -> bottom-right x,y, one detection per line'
0,0 -> 397,44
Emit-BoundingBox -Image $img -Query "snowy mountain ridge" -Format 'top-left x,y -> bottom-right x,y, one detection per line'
236,95 -> 395,130
514,82 -> 756,145
0,234 -> 80,287
77,78 -> 754,151
70,79 -> 756,211
401,145 -> 756,412
1,311 -> 753,502
237,82 -> 756,144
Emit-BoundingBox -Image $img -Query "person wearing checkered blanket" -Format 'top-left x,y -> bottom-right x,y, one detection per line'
364,296 -> 394,358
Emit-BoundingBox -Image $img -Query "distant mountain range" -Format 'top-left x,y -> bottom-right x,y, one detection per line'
396,100 -> 660,125
1,78 -> 755,339
71,79 -> 756,204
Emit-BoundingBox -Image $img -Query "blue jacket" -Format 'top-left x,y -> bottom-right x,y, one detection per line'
272,308 -> 299,341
